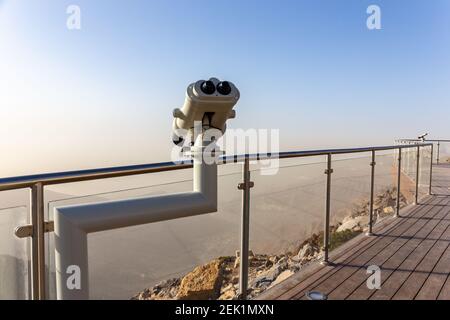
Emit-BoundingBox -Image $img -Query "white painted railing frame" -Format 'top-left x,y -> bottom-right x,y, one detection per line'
54,139 -> 218,300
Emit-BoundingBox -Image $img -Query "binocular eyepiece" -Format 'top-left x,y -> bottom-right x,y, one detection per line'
200,81 -> 216,95
200,80 -> 233,96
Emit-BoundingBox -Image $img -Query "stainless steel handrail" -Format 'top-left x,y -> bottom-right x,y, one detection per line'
0,142 -> 433,300
0,144 -> 432,191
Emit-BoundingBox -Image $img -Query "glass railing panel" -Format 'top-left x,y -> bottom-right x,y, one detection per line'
248,156 -> 326,298
401,148 -> 418,200
409,147 -> 416,178
372,152 -> 399,223
0,205 -> 31,299
45,166 -> 242,300
326,154 -> 371,245
436,142 -> 450,164
418,146 -> 432,199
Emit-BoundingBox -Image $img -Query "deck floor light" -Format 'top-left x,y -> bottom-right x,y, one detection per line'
305,291 -> 328,300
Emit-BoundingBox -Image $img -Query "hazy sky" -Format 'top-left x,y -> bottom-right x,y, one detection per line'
1,0 -> 449,176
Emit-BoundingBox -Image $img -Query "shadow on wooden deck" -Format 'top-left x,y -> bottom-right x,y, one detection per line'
257,164 -> 450,300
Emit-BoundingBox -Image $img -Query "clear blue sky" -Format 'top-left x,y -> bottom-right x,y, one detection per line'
1,0 -> 449,175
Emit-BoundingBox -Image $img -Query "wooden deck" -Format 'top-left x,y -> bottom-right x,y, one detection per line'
258,164 -> 450,300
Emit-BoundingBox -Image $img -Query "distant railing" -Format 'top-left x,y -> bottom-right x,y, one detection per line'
0,142 -> 434,300
396,139 -> 450,165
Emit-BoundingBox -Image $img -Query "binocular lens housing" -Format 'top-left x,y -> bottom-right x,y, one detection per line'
217,81 -> 232,95
200,80 -> 216,95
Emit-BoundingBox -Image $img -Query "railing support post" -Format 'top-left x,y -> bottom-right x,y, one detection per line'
238,157 -> 253,300
321,154 -> 333,265
396,148 -> 402,218
30,183 -> 45,300
429,144 -> 433,195
415,146 -> 420,205
437,141 -> 440,165
367,150 -> 376,236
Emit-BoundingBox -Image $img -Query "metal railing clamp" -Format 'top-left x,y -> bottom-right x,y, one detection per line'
238,181 -> 254,190
14,221 -> 54,239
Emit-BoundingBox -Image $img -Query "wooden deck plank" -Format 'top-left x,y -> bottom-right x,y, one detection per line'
395,218 -> 450,300
258,165 -> 450,300
331,197 -> 449,299
346,236 -> 422,300
347,196 -> 450,300
437,273 -> 450,299
416,244 -> 450,299
320,196 -> 449,300
370,197 -> 450,300
294,196 -> 443,300
392,225 -> 450,300
293,195 -> 434,299
264,197 -> 434,300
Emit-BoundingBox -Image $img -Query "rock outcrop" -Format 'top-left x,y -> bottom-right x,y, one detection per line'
176,259 -> 224,300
